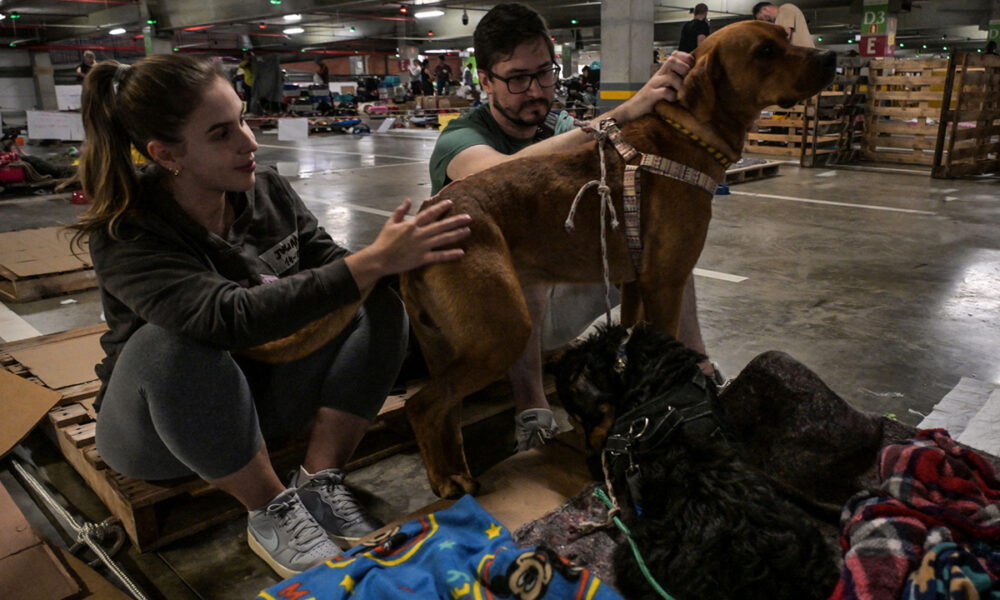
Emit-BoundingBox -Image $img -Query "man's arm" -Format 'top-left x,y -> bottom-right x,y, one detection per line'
446,51 -> 694,181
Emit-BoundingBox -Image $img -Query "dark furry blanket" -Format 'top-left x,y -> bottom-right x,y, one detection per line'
516,347 -> 937,590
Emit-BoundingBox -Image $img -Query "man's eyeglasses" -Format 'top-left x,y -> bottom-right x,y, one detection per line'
487,65 -> 561,94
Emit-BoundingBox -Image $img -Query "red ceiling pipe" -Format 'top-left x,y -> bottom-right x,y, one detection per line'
14,43 -> 145,52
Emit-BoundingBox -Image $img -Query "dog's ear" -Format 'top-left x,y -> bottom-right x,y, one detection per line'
678,50 -> 719,117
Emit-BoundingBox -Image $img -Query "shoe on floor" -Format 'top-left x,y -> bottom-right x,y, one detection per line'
514,407 -> 561,452
247,488 -> 341,579
291,467 -> 384,549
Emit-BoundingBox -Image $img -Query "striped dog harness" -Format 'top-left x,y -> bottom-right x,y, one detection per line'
601,119 -> 723,271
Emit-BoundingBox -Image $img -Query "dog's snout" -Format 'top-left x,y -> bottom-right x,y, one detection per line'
816,50 -> 837,85
819,50 -> 836,70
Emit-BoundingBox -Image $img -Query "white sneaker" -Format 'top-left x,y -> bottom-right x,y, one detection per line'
514,408 -> 561,452
247,488 -> 341,579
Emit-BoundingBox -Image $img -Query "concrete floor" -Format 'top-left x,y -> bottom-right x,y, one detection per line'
1,128 -> 998,598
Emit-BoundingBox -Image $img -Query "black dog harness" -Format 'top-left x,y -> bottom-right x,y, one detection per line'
603,370 -> 725,507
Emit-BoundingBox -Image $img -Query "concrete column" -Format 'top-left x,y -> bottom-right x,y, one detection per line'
598,0 -> 654,114
145,32 -> 174,56
989,0 -> 999,46
29,51 -> 57,110
561,43 -> 575,77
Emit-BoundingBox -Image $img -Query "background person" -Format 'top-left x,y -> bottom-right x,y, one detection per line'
72,55 -> 471,578
678,3 -> 711,53
752,2 -> 815,47
434,55 -> 453,96
76,50 -> 97,81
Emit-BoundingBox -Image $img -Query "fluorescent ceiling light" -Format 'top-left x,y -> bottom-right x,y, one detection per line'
415,10 -> 444,19
283,26 -> 304,34
283,14 -> 302,21
109,27 -> 126,35
414,0 -> 441,4
466,47 -> 474,52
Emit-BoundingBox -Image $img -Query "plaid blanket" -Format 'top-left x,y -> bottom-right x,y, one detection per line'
256,494 -> 622,600
832,429 -> 1000,600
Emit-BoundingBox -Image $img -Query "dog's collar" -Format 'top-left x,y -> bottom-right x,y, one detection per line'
658,115 -> 736,169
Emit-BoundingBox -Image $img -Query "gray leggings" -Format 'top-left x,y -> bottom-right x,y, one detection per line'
95,284 -> 408,481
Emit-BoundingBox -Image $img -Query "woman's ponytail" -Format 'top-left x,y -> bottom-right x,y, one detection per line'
72,61 -> 138,244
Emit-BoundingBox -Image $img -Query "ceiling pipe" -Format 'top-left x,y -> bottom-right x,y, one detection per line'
14,42 -> 145,51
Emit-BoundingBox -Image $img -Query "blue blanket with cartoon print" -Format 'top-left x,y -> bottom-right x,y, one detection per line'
256,494 -> 622,599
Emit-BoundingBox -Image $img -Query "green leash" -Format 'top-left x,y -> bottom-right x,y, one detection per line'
592,487 -> 676,600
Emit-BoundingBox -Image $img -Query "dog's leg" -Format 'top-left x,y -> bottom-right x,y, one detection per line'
637,276 -> 687,338
402,242 -> 533,499
618,281 -> 643,326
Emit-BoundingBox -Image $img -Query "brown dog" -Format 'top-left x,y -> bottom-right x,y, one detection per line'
400,21 -> 836,498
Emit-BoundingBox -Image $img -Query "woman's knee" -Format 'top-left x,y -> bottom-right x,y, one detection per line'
109,324 -> 245,411
365,283 -> 408,336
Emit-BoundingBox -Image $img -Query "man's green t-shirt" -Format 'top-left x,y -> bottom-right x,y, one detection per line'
429,104 -> 576,195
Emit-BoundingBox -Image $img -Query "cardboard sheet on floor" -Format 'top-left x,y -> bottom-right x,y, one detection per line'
0,483 -> 80,599
55,546 -> 131,599
0,370 -> 62,458
0,227 -> 89,279
8,332 -> 104,390
918,376 -> 1000,456
369,434 -> 593,539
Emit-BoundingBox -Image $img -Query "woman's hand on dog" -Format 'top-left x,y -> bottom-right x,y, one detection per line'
345,199 -> 471,293
608,51 -> 695,124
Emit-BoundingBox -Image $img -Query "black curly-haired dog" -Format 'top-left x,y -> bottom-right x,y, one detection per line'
555,323 -> 839,600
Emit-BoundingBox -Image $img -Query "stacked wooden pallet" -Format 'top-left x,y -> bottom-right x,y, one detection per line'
804,57 -> 870,167
745,100 -> 812,157
863,58 -> 950,167
933,53 -> 1000,178
0,227 -> 95,303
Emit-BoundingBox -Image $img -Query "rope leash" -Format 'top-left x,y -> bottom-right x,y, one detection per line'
565,118 -> 621,326
592,487 -> 676,600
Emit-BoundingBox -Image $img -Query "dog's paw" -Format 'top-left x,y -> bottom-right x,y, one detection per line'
434,474 -> 480,498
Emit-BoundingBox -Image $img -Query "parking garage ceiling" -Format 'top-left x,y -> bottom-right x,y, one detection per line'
0,0 -> 995,59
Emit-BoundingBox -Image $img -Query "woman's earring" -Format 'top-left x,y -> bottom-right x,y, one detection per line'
171,168 -> 180,176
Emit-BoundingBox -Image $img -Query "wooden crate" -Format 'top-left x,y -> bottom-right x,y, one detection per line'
2,325 -> 548,552
863,58 -> 950,167
725,159 -> 781,184
933,52 -> 1000,178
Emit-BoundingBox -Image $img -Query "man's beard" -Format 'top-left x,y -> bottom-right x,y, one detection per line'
492,96 -> 551,128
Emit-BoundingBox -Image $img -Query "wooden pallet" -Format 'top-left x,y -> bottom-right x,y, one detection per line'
724,160 -> 781,184
2,325 -> 546,552
0,264 -> 97,303
933,52 -> 1000,178
863,58 -> 950,167
744,94 -> 840,158
0,227 -> 96,303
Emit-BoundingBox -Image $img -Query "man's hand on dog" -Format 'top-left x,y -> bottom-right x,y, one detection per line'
608,51 -> 695,124
345,199 -> 471,293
